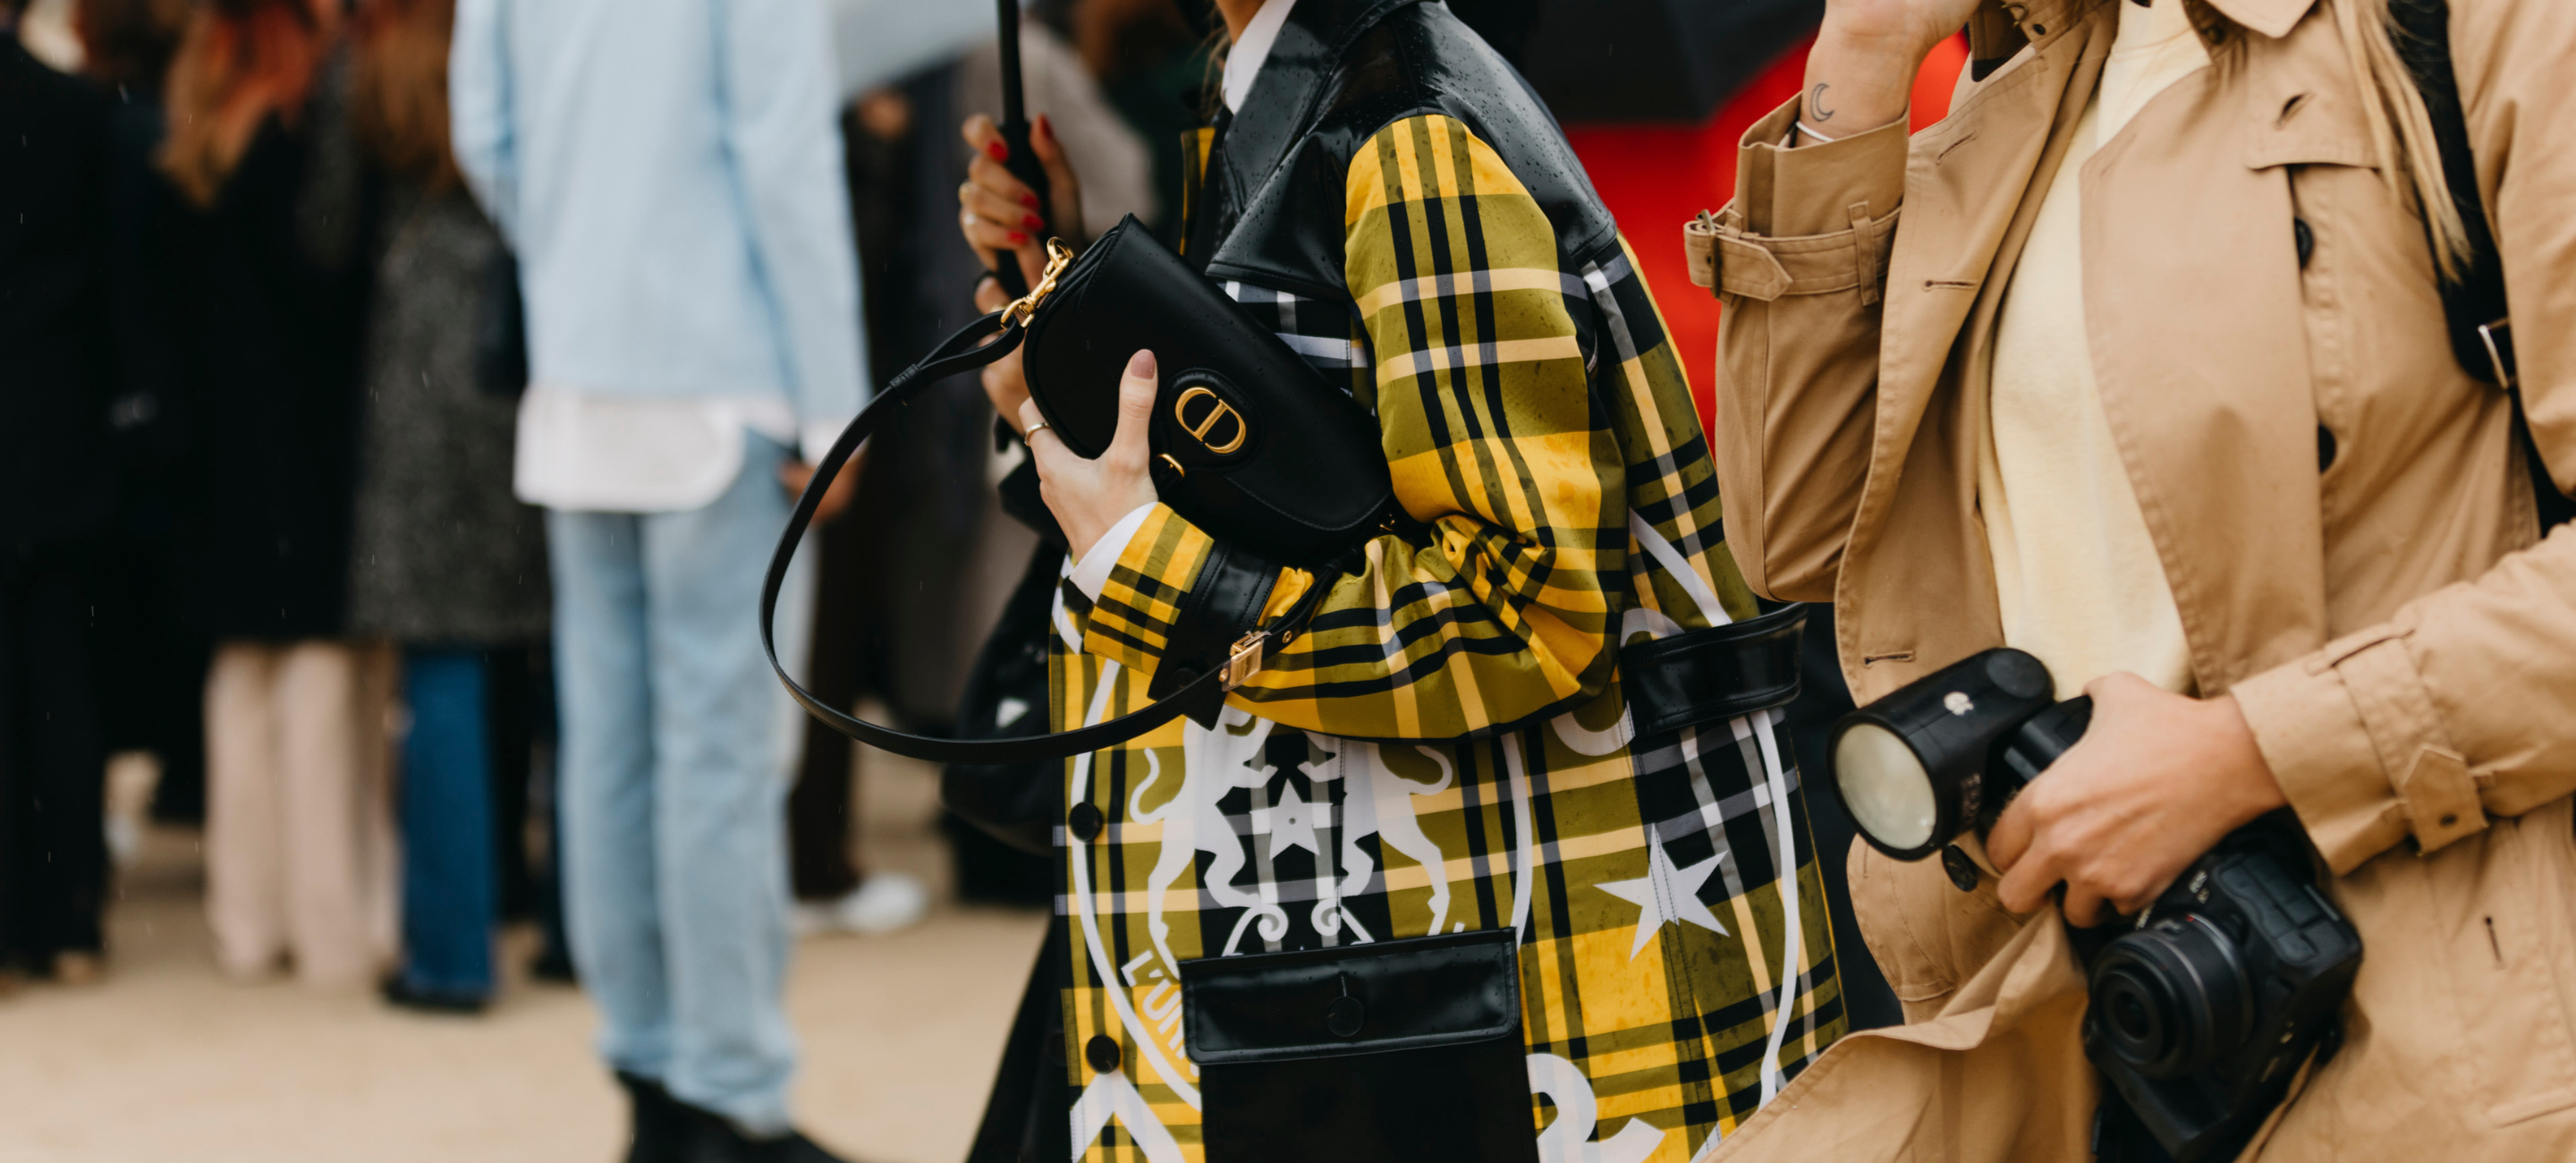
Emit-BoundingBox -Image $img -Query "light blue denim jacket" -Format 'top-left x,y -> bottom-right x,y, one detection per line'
449,0 -> 865,431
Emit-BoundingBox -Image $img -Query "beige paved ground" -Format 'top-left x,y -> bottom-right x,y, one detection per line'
0,757 -> 1046,1163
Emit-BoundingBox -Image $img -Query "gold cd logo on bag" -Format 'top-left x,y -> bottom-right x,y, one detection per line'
1173,386 -> 1248,454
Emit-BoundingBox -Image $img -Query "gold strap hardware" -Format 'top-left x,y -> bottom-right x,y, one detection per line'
1000,240 -> 1077,330
2479,317 -> 2517,391
1221,631 -> 1267,691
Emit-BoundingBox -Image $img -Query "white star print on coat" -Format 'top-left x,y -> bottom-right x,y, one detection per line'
1253,779 -> 1321,857
1594,838 -> 1729,960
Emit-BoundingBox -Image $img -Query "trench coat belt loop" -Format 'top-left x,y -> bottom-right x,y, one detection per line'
1849,202 -> 1884,307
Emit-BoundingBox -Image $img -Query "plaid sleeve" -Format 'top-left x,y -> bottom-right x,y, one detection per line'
1080,113 -> 1628,740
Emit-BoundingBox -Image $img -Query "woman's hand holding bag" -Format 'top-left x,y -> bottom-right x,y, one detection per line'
1020,349 -> 1161,561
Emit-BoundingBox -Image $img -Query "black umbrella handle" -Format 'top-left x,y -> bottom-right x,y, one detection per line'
987,0 -> 1051,298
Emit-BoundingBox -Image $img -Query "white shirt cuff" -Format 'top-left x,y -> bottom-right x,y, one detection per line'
1069,503 -> 1159,603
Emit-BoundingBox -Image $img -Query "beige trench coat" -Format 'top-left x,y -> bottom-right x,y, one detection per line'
1699,0 -> 2576,1158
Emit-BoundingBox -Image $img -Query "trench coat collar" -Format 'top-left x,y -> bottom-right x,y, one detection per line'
1215,0 -> 1423,213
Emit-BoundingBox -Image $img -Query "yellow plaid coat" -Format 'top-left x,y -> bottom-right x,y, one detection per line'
1046,10 -> 1843,1159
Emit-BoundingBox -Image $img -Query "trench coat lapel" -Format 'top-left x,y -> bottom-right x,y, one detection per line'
1840,0 -> 2116,693
2080,62 -> 2331,691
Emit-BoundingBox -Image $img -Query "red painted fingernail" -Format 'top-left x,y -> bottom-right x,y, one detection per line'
986,140 -> 1008,161
1020,191 -> 1039,208
1008,231 -> 1029,244
1037,114 -> 1053,140
1022,214 -> 1044,231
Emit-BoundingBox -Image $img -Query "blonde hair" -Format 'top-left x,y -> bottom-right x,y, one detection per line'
2194,0 -> 2470,277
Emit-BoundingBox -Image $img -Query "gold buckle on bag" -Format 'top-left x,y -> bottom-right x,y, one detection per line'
1000,240 -> 1076,330
1221,632 -> 1266,691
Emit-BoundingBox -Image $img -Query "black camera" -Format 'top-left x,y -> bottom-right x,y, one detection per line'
1824,649 -> 2362,1163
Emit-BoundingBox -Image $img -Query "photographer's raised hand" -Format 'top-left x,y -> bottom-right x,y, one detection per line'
1985,673 -> 2290,927
1800,0 -> 1987,140
1019,349 -> 1160,562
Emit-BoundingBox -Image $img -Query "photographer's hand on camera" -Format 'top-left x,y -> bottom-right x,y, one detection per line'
1986,673 -> 2288,927
1017,349 -> 1158,563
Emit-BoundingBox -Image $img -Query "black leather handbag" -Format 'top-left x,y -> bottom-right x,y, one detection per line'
1021,218 -> 1395,567
761,216 -> 1394,766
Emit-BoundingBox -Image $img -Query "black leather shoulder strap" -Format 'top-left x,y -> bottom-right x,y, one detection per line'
760,310 -> 1331,765
2389,0 -> 2573,525
2388,0 -> 2512,386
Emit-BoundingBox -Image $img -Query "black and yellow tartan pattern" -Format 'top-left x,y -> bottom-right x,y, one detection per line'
1055,115 -> 1843,1162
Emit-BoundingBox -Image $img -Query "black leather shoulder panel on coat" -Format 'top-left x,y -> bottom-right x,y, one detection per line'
1203,0 -> 1623,300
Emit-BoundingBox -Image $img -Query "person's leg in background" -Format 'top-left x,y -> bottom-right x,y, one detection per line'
785,497 -> 924,937
204,641 -> 288,980
521,643 -> 578,983
785,506 -> 861,906
274,640 -> 395,989
549,508 -> 696,1161
485,645 -> 538,925
388,646 -> 496,1011
7,546 -> 109,981
640,434 -> 811,1145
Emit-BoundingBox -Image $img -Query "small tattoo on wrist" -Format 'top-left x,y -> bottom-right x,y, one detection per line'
1809,81 -> 1835,123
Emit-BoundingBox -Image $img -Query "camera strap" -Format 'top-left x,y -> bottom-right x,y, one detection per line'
2390,0 -> 2573,526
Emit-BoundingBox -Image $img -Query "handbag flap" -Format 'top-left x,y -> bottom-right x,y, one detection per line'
1180,928 -> 1521,1065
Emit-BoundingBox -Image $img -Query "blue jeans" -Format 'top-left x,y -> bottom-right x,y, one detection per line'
397,647 -> 496,997
547,437 -> 811,1133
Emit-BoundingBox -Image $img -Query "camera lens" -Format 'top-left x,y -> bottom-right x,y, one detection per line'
2089,914 -> 2253,1080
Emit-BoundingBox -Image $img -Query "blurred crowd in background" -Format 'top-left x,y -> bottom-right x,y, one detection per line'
1,0 -> 1243,1009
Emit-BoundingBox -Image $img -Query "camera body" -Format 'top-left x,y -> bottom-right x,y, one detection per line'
1998,697 -> 2363,1161
2079,824 -> 2361,1161
1827,649 -> 2362,1163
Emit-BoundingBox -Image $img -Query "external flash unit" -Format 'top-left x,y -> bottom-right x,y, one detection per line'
1826,648 -> 2086,861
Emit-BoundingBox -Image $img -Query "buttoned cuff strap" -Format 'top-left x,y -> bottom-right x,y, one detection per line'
1688,97 -> 1910,305
1687,207 -> 1902,303
2233,626 -> 2487,875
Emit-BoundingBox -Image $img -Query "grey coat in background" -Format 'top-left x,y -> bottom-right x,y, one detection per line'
344,182 -> 547,646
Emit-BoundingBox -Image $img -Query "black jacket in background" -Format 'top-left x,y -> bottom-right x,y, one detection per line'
157,89 -> 374,640
0,40 -> 117,548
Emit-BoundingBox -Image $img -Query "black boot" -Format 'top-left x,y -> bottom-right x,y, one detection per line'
379,976 -> 489,1015
618,1073 -> 694,1163
678,1104 -> 851,1163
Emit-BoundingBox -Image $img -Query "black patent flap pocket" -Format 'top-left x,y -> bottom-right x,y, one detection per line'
1620,602 -> 1807,737
1180,929 -> 1520,1065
